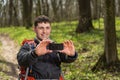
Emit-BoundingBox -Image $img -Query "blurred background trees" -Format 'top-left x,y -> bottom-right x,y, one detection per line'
0,0 -> 120,29
1,0 -> 120,28
0,0 -> 120,28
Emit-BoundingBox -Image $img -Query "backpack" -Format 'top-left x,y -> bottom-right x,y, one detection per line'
18,39 -> 35,80
18,39 -> 64,80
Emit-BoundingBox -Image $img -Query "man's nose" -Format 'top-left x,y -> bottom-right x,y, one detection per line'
43,28 -> 46,33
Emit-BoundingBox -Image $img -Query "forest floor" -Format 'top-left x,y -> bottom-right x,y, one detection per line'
0,34 -> 19,80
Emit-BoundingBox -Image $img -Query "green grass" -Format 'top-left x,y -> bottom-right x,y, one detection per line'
0,27 -> 35,45
1,18 -> 120,79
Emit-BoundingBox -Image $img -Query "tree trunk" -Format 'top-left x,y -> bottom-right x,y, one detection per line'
21,0 -> 33,29
104,0 -> 118,64
8,0 -> 13,26
41,0 -> 49,16
76,0 -> 94,33
13,0 -> 19,26
118,0 -> 120,16
64,0 -> 72,20
92,0 -> 119,72
91,0 -> 99,19
59,0 -> 63,21
51,0 -> 59,21
36,0 -> 41,16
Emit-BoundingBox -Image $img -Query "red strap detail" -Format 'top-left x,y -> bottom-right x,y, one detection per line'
19,66 -> 35,80
21,76 -> 35,80
59,75 -> 64,80
27,76 -> 35,80
21,39 -> 34,46
20,66 -> 26,74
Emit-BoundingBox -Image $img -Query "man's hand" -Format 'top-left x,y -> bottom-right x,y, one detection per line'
35,40 -> 52,56
60,40 -> 75,56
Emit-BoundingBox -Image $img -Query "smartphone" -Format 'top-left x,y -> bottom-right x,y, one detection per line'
47,43 -> 64,50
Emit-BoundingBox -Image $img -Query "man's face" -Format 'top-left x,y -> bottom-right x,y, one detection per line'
34,22 -> 51,40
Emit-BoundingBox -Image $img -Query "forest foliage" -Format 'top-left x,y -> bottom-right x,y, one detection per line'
1,19 -> 120,79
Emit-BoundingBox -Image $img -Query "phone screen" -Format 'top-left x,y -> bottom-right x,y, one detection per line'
47,43 -> 63,50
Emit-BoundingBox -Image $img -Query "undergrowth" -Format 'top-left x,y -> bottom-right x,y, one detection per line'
0,18 -> 120,79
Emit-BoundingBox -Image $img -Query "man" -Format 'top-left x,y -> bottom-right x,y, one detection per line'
17,15 -> 78,80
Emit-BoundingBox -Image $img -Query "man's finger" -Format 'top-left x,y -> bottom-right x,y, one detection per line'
69,40 -> 73,45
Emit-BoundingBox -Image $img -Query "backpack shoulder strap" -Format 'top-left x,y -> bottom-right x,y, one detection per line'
19,39 -> 35,80
21,39 -> 34,46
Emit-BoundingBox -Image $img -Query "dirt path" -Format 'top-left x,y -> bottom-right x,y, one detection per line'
0,34 -> 20,80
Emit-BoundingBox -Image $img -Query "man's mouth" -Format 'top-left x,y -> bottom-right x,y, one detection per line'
42,34 -> 46,37
41,34 -> 48,39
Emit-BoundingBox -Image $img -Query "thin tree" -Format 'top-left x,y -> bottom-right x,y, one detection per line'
13,0 -> 19,26
35,0 -> 41,16
8,0 -> 13,26
116,0 -> 120,16
51,0 -> 60,21
41,0 -> 49,16
91,0 -> 99,19
21,0 -> 33,29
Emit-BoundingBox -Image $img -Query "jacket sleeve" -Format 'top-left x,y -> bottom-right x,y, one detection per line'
58,52 -> 78,63
17,43 -> 38,67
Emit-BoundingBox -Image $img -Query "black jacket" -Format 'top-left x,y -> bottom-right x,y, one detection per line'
17,39 -> 78,79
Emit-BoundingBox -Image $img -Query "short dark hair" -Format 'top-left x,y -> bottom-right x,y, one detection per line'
34,15 -> 51,27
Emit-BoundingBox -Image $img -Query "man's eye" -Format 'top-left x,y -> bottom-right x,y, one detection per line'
46,27 -> 50,29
